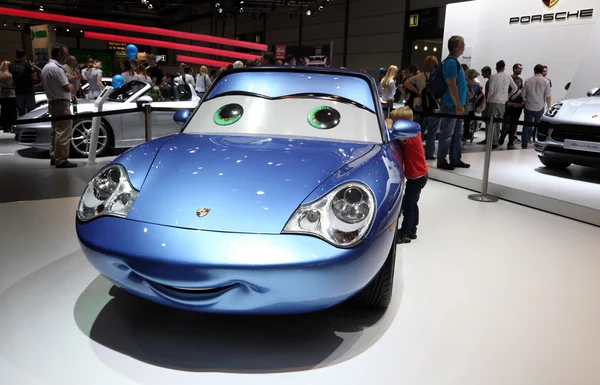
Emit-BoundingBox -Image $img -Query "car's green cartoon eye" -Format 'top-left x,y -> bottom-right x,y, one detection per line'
308,106 -> 341,129
214,104 -> 244,126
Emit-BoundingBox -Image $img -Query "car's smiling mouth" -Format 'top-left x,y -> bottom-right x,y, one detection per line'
157,282 -> 240,295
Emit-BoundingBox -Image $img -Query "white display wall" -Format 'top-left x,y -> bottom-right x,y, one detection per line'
443,0 -> 599,101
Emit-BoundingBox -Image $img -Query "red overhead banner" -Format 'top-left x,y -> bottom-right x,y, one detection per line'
84,32 -> 261,61
0,6 -> 267,51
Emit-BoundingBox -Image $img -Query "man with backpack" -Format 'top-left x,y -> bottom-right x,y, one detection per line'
402,56 -> 441,159
427,35 -> 470,170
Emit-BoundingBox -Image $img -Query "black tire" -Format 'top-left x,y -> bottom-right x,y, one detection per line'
539,156 -> 570,170
354,231 -> 397,308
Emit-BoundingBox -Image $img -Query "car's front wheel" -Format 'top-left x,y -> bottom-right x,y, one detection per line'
354,230 -> 396,308
70,119 -> 113,158
539,156 -> 570,170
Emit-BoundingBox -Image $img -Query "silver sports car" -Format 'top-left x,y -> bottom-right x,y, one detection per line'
14,80 -> 199,157
535,87 -> 600,169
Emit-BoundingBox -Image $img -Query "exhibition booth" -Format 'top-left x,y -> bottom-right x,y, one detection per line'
433,0 -> 600,227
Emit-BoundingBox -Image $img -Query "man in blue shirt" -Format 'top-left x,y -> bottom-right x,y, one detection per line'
437,35 -> 470,170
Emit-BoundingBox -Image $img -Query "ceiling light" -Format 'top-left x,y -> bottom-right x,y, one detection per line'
80,29 -> 83,33
66,28 -> 69,32
433,47 -> 438,52
215,2 -> 220,8
318,5 -> 323,10
39,5 -> 44,11
424,46 -> 428,51
306,9 -> 311,16
239,7 -> 244,12
414,45 -> 418,50
148,3 -> 153,9
218,8 -> 223,13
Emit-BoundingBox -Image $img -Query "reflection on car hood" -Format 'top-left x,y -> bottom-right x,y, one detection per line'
548,96 -> 600,126
126,133 -> 375,234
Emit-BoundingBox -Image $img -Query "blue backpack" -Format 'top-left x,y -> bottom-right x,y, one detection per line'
428,57 -> 461,99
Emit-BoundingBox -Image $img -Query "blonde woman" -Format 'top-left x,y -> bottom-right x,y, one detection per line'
380,65 -> 398,116
195,66 -> 212,98
137,66 -> 152,83
0,61 -> 17,132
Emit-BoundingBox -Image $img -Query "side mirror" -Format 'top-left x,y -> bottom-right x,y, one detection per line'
390,120 -> 420,140
173,109 -> 191,126
586,87 -> 599,97
136,95 -> 153,108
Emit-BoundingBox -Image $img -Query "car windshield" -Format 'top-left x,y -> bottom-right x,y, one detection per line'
108,81 -> 148,102
183,70 -> 383,143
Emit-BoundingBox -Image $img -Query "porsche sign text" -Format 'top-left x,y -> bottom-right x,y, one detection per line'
509,8 -> 593,25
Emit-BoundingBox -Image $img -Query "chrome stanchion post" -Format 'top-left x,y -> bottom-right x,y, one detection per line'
144,104 -> 152,142
87,86 -> 113,166
468,115 -> 499,203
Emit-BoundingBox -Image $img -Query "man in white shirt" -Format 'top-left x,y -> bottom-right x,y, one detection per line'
485,60 -> 518,149
521,64 -> 552,149
42,43 -> 76,168
175,66 -> 195,87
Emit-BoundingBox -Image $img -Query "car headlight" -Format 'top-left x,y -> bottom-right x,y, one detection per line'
77,164 -> 139,222
283,182 -> 375,248
545,103 -> 562,117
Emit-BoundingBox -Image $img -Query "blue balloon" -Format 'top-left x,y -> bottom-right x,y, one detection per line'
125,44 -> 138,60
112,74 -> 125,88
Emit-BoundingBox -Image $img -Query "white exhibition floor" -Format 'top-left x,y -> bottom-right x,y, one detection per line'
428,148 -> 600,226
1,181 -> 600,385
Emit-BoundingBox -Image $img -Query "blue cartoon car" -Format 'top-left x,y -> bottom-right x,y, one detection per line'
76,66 -> 420,314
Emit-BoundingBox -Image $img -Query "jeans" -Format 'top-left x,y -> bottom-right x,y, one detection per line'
523,108 -> 544,148
437,105 -> 464,165
424,115 -> 442,158
16,93 -> 36,116
486,103 -> 506,146
0,97 -> 17,132
399,174 -> 428,237
500,106 -> 523,146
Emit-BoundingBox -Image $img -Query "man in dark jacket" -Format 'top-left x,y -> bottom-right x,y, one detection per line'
9,49 -> 36,116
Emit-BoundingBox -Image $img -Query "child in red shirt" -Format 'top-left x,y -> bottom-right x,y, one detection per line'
387,107 -> 428,244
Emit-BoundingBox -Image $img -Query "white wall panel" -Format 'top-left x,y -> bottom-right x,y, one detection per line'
444,0 -> 599,101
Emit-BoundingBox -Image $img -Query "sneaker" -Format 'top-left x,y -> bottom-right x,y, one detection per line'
437,162 -> 455,171
397,235 -> 412,244
55,161 -> 78,168
451,161 -> 471,168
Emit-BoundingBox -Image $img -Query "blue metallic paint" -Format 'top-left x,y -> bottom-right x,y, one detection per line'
391,120 -> 421,140
77,216 -> 396,314
206,71 -> 376,112
126,133 -> 376,234
76,67 -> 422,314
110,135 -> 177,190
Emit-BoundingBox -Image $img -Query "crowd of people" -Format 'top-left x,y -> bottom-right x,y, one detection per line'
378,35 -> 554,170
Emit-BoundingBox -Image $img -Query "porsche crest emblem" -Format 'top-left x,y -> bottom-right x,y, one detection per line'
196,208 -> 211,217
543,0 -> 559,8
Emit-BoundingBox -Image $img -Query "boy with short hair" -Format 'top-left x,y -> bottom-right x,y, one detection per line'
387,106 -> 429,244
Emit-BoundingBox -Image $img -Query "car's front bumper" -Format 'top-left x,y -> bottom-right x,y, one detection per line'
535,123 -> 600,168
77,216 -> 395,315
13,122 -> 52,149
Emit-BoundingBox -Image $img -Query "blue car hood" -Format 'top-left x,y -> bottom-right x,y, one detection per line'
127,133 -> 375,234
